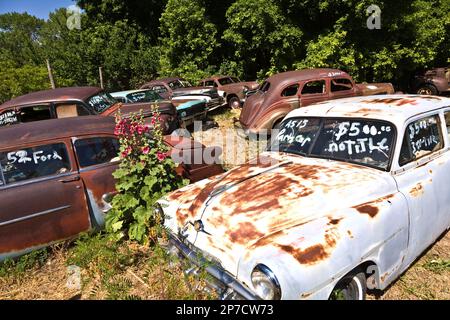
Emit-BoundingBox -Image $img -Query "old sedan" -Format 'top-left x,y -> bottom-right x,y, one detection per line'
0,87 -> 179,135
0,116 -> 223,262
160,95 -> 450,300
240,68 -> 394,135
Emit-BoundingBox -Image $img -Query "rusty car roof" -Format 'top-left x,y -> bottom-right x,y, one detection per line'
265,69 -> 351,88
287,95 -> 450,125
0,87 -> 103,110
0,116 -> 115,150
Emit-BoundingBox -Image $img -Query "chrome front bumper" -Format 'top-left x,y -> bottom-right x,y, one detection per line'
166,234 -> 260,300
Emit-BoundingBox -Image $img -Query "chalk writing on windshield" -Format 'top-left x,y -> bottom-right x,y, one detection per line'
325,122 -> 392,156
0,111 -> 19,126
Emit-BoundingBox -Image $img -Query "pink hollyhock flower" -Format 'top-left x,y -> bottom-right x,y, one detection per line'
156,152 -> 167,162
142,146 -> 150,154
121,146 -> 132,158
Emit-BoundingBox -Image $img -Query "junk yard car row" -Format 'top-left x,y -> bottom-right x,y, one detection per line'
1,67 -> 450,300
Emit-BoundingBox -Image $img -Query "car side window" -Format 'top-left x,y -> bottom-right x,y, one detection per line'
0,143 -> 71,185
74,137 -> 120,168
0,109 -> 19,127
301,80 -> 326,95
205,80 -> 215,87
55,103 -> 91,118
18,105 -> 52,122
281,84 -> 299,97
399,115 -> 443,166
331,78 -> 353,92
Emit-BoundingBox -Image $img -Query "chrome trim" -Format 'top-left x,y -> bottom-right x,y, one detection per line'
167,233 -> 260,300
0,205 -> 71,227
252,264 -> 282,300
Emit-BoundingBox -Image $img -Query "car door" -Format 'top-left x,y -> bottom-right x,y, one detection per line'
0,140 -> 91,260
393,113 -> 450,264
280,83 -> 300,110
299,79 -> 329,107
72,135 -> 120,228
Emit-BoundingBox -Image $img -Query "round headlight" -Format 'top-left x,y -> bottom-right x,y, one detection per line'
251,264 -> 281,300
154,203 -> 165,225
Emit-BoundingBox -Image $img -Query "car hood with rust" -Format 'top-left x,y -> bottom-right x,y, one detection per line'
162,151 -> 398,276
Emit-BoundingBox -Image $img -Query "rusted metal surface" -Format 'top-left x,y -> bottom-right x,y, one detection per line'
411,67 -> 450,95
0,116 -> 223,261
0,87 -> 102,109
239,68 -> 395,134
162,95 -> 450,299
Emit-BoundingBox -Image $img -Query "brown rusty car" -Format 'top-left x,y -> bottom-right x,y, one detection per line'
199,75 -> 259,109
411,67 -> 450,95
0,116 -> 223,261
239,68 -> 395,135
0,87 -> 180,135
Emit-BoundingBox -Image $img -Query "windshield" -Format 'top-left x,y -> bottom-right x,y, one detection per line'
86,92 -> 117,114
126,90 -> 163,103
168,80 -> 192,89
271,117 -> 395,170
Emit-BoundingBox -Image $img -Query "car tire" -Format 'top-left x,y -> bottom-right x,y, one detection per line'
416,84 -> 438,95
329,270 -> 367,300
228,96 -> 241,109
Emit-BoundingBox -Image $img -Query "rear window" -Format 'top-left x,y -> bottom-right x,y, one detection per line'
74,137 -> 120,168
87,93 -> 116,114
0,143 -> 71,185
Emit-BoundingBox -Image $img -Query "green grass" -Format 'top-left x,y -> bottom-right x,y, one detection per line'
0,249 -> 49,278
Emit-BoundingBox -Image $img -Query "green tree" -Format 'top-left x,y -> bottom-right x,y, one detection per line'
0,12 -> 44,65
158,0 -> 219,84
222,0 -> 303,80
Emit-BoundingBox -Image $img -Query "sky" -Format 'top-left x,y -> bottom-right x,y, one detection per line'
0,0 -> 76,20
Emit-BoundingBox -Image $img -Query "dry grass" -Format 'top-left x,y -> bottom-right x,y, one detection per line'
1,106 -> 448,300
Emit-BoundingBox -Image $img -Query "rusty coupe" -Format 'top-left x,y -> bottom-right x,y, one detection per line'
161,95 -> 450,300
239,68 -> 395,135
0,116 -> 223,261
199,75 -> 259,109
0,87 -> 180,135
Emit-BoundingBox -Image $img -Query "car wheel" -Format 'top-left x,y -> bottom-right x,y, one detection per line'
228,96 -> 241,109
417,84 -> 438,95
329,271 -> 366,300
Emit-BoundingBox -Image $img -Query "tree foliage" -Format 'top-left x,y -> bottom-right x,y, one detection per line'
0,0 -> 448,103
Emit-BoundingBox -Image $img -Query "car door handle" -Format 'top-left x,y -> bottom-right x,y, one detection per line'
59,175 -> 80,183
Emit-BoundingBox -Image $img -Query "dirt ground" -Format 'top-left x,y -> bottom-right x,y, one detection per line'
1,107 -> 448,300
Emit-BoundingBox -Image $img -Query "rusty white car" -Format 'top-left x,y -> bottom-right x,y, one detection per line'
160,94 -> 450,300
